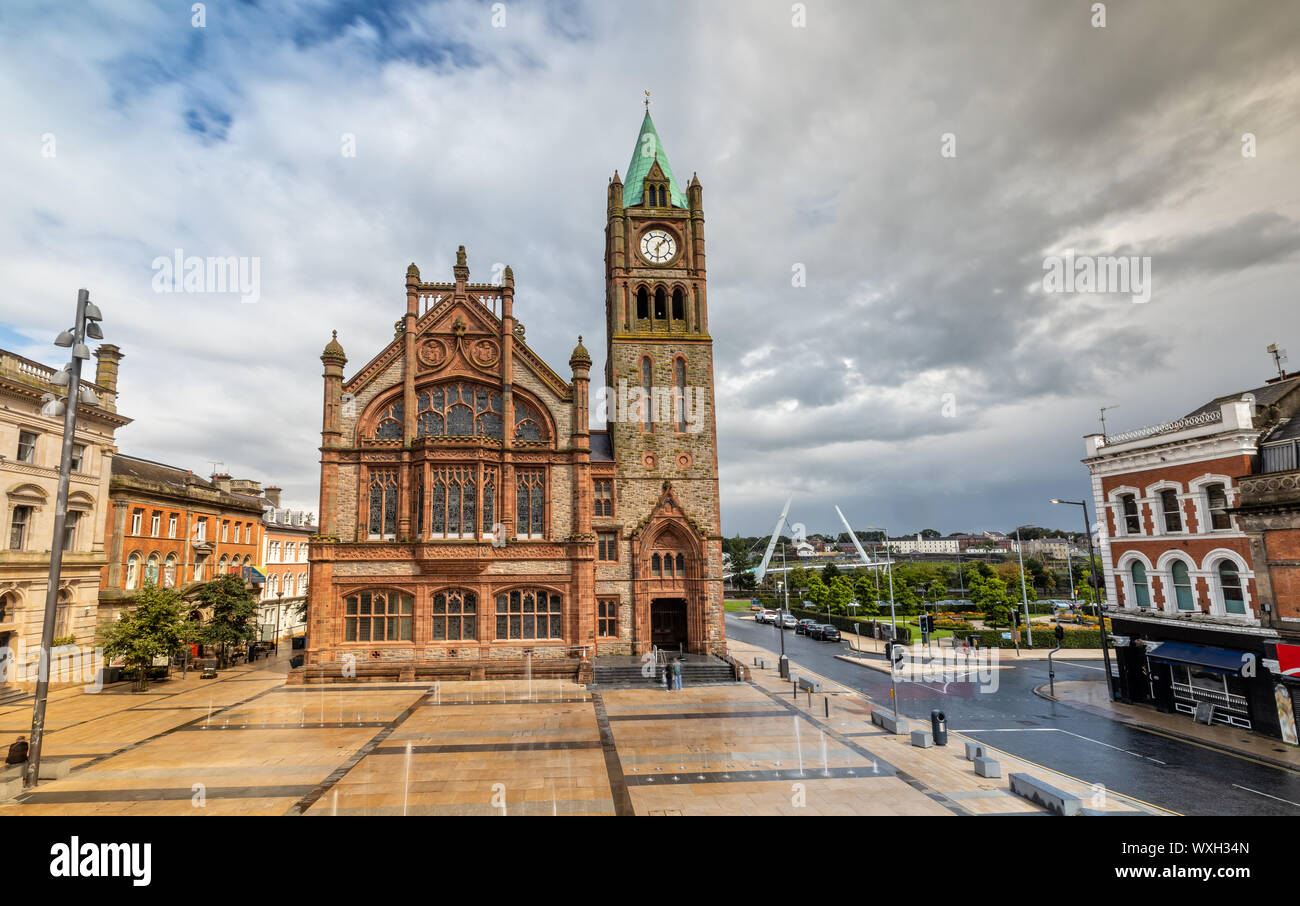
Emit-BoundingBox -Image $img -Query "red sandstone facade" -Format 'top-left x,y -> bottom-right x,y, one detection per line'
306,114 -> 725,669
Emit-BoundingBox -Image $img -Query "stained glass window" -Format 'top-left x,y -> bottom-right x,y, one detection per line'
516,470 -> 545,538
368,470 -> 398,538
374,402 -> 403,440
344,590 -> 413,642
675,358 -> 687,432
494,589 -> 563,639
641,357 -> 653,432
428,467 -> 478,537
514,400 -> 544,442
433,590 -> 477,641
415,383 -> 503,439
482,471 -> 496,535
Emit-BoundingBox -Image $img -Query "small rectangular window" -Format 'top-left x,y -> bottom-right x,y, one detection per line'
9,505 -> 32,550
131,508 -> 143,535
16,431 -> 37,463
597,599 -> 619,638
69,444 -> 85,472
168,515 -> 178,538
597,532 -> 618,562
1161,490 -> 1181,533
63,511 -> 81,551
150,511 -> 161,536
593,479 -> 613,517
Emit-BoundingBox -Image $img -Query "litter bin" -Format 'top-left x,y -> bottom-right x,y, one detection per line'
930,709 -> 948,746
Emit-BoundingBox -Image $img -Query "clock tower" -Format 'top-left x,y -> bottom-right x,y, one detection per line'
602,108 -> 724,656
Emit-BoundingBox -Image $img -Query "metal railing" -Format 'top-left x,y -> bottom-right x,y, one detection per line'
1100,409 -> 1223,447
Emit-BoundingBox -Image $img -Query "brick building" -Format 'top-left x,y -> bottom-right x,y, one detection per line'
1083,373 -> 1300,737
1,344 -> 129,675
306,111 -> 724,674
1234,390 -> 1300,744
100,457 -> 266,616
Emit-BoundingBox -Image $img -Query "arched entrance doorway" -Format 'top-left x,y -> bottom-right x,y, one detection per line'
650,598 -> 688,651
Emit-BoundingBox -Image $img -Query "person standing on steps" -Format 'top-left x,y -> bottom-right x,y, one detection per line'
672,657 -> 683,692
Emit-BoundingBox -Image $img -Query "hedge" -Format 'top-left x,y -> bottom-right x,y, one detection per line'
782,607 -> 913,643
961,627 -> 1107,649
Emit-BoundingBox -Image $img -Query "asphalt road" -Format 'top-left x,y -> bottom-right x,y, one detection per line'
727,612 -> 1300,816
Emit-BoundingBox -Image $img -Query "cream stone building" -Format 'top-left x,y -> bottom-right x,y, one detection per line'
0,344 -> 129,682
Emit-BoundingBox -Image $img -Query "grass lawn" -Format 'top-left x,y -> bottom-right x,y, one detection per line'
724,599 -> 760,612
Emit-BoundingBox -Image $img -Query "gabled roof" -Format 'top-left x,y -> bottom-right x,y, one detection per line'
624,112 -> 688,210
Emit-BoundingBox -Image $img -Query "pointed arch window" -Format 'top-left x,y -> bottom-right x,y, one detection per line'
636,286 -> 649,320
654,286 -> 667,320
482,469 -> 497,536
374,402 -> 403,440
672,287 -> 684,321
368,469 -> 399,539
652,553 -> 662,577
514,400 -> 546,443
416,384 -> 503,439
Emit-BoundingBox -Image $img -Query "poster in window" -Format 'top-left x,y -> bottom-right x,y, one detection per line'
1276,683 -> 1298,746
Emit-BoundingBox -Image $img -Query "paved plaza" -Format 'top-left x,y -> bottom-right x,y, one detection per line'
0,646 -> 1170,816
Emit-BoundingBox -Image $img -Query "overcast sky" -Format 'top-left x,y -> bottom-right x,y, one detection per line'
2,0 -> 1298,538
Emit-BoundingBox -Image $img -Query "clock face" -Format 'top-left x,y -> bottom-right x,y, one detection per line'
640,229 -> 677,265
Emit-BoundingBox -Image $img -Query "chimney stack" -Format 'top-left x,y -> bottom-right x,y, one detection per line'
94,344 -> 123,412
264,486 -> 282,507
211,472 -> 232,493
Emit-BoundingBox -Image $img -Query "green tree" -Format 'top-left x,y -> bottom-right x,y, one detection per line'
193,574 -> 262,668
821,562 -> 841,582
827,575 -> 854,614
98,584 -> 192,691
969,572 -> 1014,626
804,574 -> 828,608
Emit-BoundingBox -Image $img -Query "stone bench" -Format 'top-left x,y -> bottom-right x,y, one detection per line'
797,676 -> 823,694
1008,772 -> 1082,815
910,729 -> 933,748
754,657 -> 771,670
973,756 -> 1001,778
870,709 -> 911,735
964,741 -> 986,761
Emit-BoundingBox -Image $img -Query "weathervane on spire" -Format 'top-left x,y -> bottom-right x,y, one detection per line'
644,89 -> 651,112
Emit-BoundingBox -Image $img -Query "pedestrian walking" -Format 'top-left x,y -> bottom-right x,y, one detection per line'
672,657 -> 683,691
662,662 -> 671,691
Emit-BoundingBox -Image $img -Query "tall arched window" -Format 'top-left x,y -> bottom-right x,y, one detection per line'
125,553 -> 140,590
641,357 -> 653,432
672,287 -> 684,320
145,553 -> 160,586
482,469 -> 497,536
429,466 -> 477,538
636,286 -> 649,320
514,400 -> 546,442
1218,561 -> 1245,614
163,554 -> 178,588
652,553 -> 662,577
675,357 -> 687,433
654,286 -> 667,320
516,470 -> 546,538
1130,562 -> 1150,608
368,469 -> 399,538
1171,560 -> 1194,611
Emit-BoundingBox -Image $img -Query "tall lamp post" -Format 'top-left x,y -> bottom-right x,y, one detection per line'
1051,498 -> 1114,700
862,525 -> 899,721
26,289 -> 105,787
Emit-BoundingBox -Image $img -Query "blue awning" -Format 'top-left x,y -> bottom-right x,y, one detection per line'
1145,641 -> 1253,675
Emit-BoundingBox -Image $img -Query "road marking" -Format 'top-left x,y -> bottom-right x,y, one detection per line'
1057,661 -> 1105,672
963,726 -> 1167,765
1232,784 -> 1300,809
1128,725 -> 1300,776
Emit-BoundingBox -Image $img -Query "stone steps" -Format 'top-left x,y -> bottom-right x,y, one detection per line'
592,664 -> 736,685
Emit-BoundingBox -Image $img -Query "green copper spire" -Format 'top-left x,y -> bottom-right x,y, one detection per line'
623,111 -> 688,209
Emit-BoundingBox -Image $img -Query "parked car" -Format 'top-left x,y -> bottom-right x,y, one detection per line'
809,624 -> 841,641
780,613 -> 798,629
795,618 -> 818,635
756,610 -> 776,624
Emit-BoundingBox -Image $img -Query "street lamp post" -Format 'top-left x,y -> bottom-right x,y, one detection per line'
26,289 -> 104,788
1051,498 -> 1114,700
275,591 -> 283,657
862,525 -> 899,721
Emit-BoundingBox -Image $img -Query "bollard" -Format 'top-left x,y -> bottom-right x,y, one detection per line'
824,696 -> 829,717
